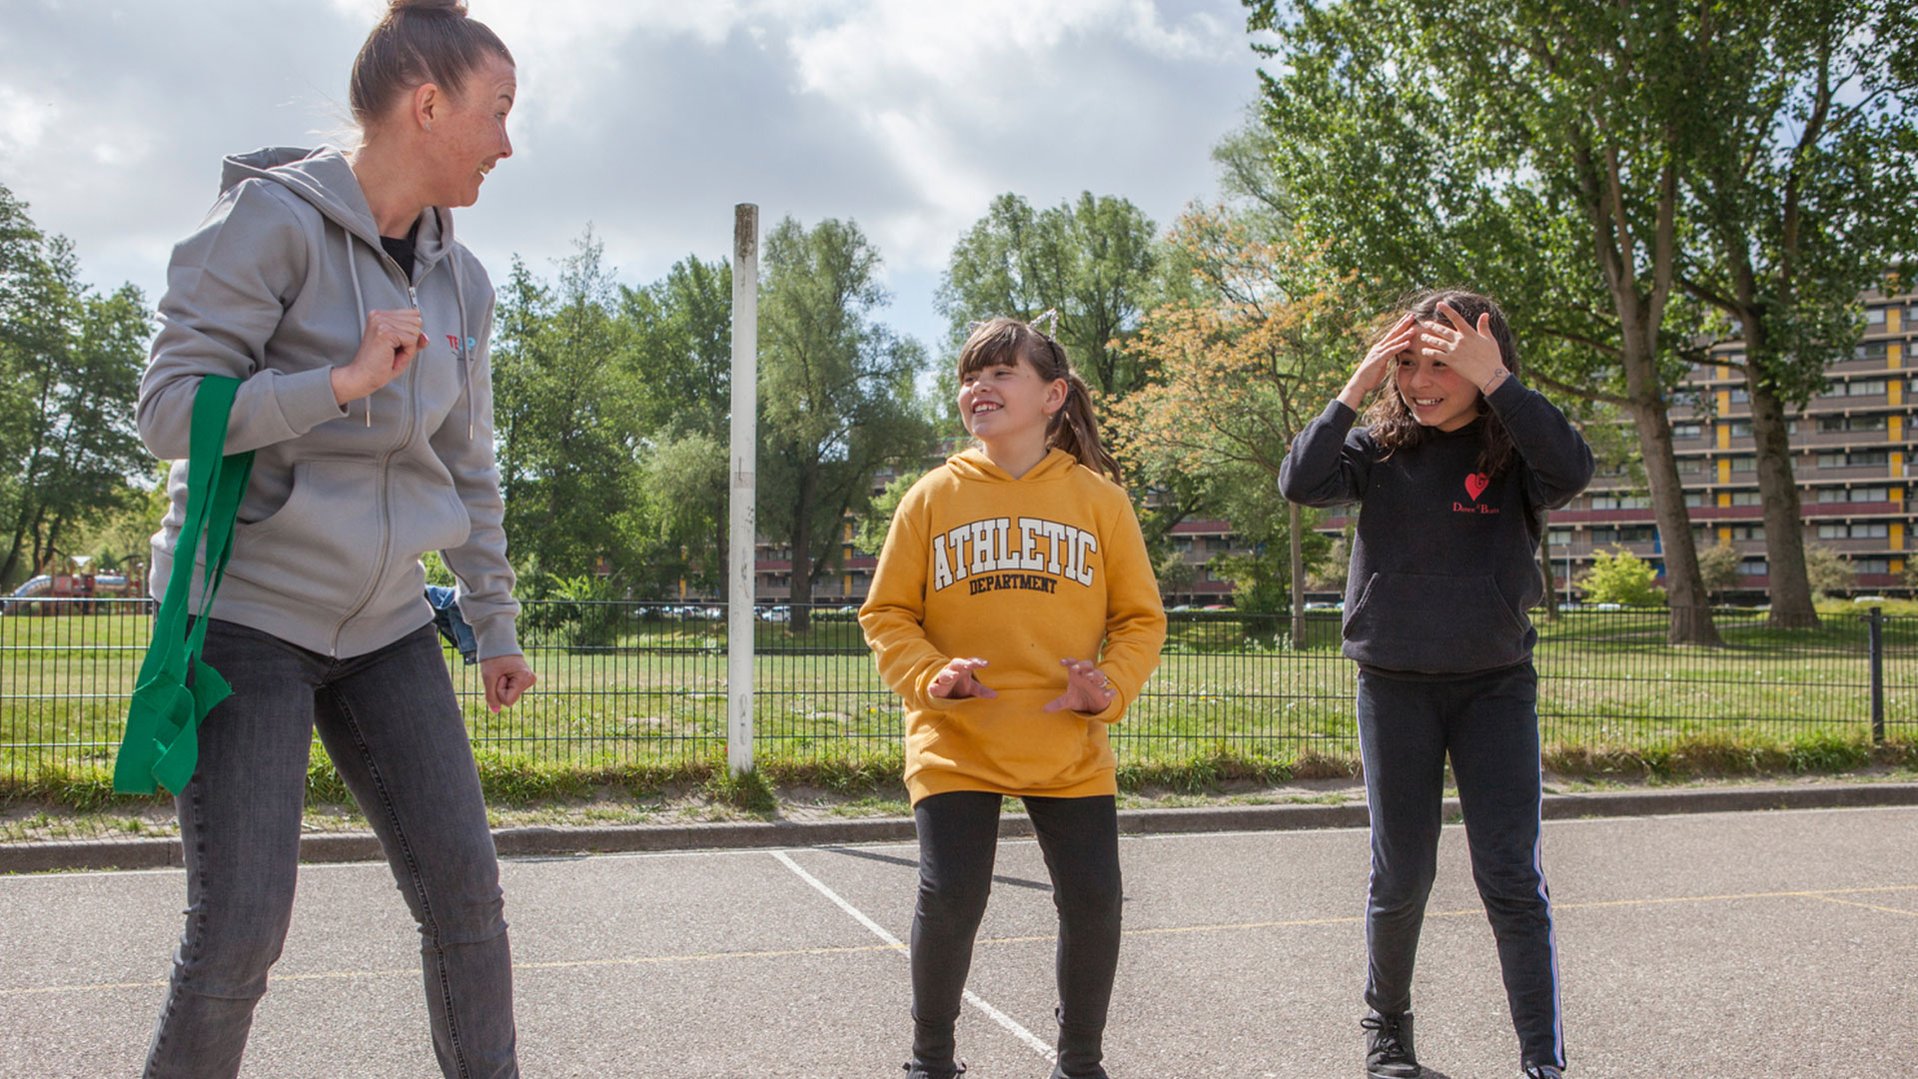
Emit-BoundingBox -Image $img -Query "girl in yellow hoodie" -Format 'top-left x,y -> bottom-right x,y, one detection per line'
861,316 -> 1166,1079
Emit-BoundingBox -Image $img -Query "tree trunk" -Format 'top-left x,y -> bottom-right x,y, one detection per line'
1745,375 -> 1819,628
1287,500 -> 1305,650
1627,391 -> 1722,645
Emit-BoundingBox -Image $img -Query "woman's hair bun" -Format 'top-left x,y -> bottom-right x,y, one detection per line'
388,0 -> 468,14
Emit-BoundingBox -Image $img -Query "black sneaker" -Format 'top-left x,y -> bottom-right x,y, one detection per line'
1360,1011 -> 1421,1078
1520,1066 -> 1563,1079
1049,1061 -> 1110,1079
902,1061 -> 966,1079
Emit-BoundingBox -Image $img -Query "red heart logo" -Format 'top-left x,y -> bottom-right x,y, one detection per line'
1464,472 -> 1489,501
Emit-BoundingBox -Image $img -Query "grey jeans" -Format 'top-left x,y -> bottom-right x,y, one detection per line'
142,619 -> 517,1079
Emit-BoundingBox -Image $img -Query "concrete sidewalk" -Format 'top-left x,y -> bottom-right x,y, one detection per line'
5,778 -> 1915,873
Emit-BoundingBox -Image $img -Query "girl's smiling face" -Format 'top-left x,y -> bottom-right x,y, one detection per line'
958,354 -> 1066,444
1396,333 -> 1482,432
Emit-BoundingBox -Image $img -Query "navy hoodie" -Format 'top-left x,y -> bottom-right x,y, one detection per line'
1279,378 -> 1596,676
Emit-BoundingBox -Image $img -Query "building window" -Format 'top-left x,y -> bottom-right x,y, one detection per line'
1817,415 -> 1888,433
1854,341 -> 1890,362
1728,387 -> 1750,403
1673,422 -> 1703,439
1819,522 -> 1890,539
1730,455 -> 1757,473
1820,486 -> 1893,503
1856,558 -> 1890,574
1820,450 -> 1890,468
1592,525 -> 1657,545
1590,493 -> 1651,510
1738,557 -> 1767,576
1729,490 -> 1762,505
1726,524 -> 1764,541
1840,378 -> 1888,396
1684,491 -> 1707,507
1866,306 -> 1887,328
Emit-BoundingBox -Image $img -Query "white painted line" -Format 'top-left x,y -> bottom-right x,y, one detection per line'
770,849 -> 1058,1063
771,849 -> 905,949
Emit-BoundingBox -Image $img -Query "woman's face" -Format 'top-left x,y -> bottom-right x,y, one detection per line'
426,53 -> 516,208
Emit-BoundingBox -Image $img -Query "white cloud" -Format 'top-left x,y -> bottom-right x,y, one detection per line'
1,0 -> 1263,347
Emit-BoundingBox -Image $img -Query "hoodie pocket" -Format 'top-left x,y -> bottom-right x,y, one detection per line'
227,461 -> 470,606
1343,572 -> 1528,673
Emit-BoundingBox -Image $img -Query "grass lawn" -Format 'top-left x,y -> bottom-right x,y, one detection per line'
3,603 -> 1915,815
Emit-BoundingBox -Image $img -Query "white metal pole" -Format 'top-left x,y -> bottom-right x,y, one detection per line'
728,205 -> 760,776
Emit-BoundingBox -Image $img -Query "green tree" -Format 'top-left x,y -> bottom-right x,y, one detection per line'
937,192 -> 1160,398
0,185 -> 150,588
1581,547 -> 1668,607
491,231 -> 651,589
1243,0 -> 1725,644
624,255 -> 734,592
1804,543 -> 1856,598
1697,538 -> 1743,602
758,217 -> 934,633
852,470 -> 923,559
1112,205 -> 1369,644
1678,1 -> 1918,628
1202,466 -> 1332,639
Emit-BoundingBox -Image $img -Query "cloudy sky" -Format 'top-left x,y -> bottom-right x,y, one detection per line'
1,0 -> 1270,351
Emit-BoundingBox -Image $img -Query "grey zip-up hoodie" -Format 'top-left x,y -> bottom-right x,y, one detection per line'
139,146 -> 520,660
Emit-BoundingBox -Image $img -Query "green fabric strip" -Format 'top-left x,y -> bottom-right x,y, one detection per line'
114,376 -> 255,796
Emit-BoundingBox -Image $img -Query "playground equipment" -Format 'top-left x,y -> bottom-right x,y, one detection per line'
1,564 -> 145,615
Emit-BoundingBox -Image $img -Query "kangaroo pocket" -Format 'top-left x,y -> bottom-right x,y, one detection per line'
226,460 -> 469,608
1342,571 -> 1528,673
920,689 -> 1100,790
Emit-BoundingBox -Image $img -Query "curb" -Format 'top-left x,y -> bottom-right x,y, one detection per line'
5,781 -> 1916,874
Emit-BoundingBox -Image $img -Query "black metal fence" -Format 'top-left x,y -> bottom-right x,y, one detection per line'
1,598 -> 1913,788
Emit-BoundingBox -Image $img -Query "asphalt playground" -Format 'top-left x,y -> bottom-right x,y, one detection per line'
3,803 -> 1915,1078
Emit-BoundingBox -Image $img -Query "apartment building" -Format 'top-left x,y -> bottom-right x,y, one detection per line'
1544,288 -> 1915,599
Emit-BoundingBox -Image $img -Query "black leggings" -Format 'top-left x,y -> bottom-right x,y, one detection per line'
910,791 -> 1122,1077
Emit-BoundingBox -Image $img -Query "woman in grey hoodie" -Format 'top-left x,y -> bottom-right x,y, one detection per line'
135,3 -> 531,1077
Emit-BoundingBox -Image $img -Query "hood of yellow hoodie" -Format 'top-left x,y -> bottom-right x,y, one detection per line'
946,446 -> 1081,483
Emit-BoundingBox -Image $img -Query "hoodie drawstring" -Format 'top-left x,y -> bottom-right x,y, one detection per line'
344,228 -> 371,427
343,213 -> 473,441
449,254 -> 473,440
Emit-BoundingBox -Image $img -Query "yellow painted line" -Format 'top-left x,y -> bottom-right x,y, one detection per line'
1807,894 -> 1918,918
8,886 -> 1915,998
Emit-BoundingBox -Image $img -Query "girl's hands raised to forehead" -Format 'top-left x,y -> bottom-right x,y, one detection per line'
1338,314 -> 1418,411
1417,302 -> 1507,393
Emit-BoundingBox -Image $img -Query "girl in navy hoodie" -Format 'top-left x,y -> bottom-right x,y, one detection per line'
1279,289 -> 1594,1079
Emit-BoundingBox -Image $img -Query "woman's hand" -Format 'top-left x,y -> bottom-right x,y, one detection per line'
1338,314 -> 1417,411
929,657 -> 997,700
1418,302 -> 1507,392
1044,657 -> 1116,714
481,654 -> 537,713
332,308 -> 427,405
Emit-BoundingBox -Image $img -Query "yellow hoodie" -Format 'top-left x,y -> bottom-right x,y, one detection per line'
860,447 -> 1167,804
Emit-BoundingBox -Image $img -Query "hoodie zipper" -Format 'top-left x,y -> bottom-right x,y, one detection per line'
331,252 -> 426,654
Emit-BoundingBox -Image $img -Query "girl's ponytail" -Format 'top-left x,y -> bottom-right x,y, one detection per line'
1050,370 -> 1124,484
